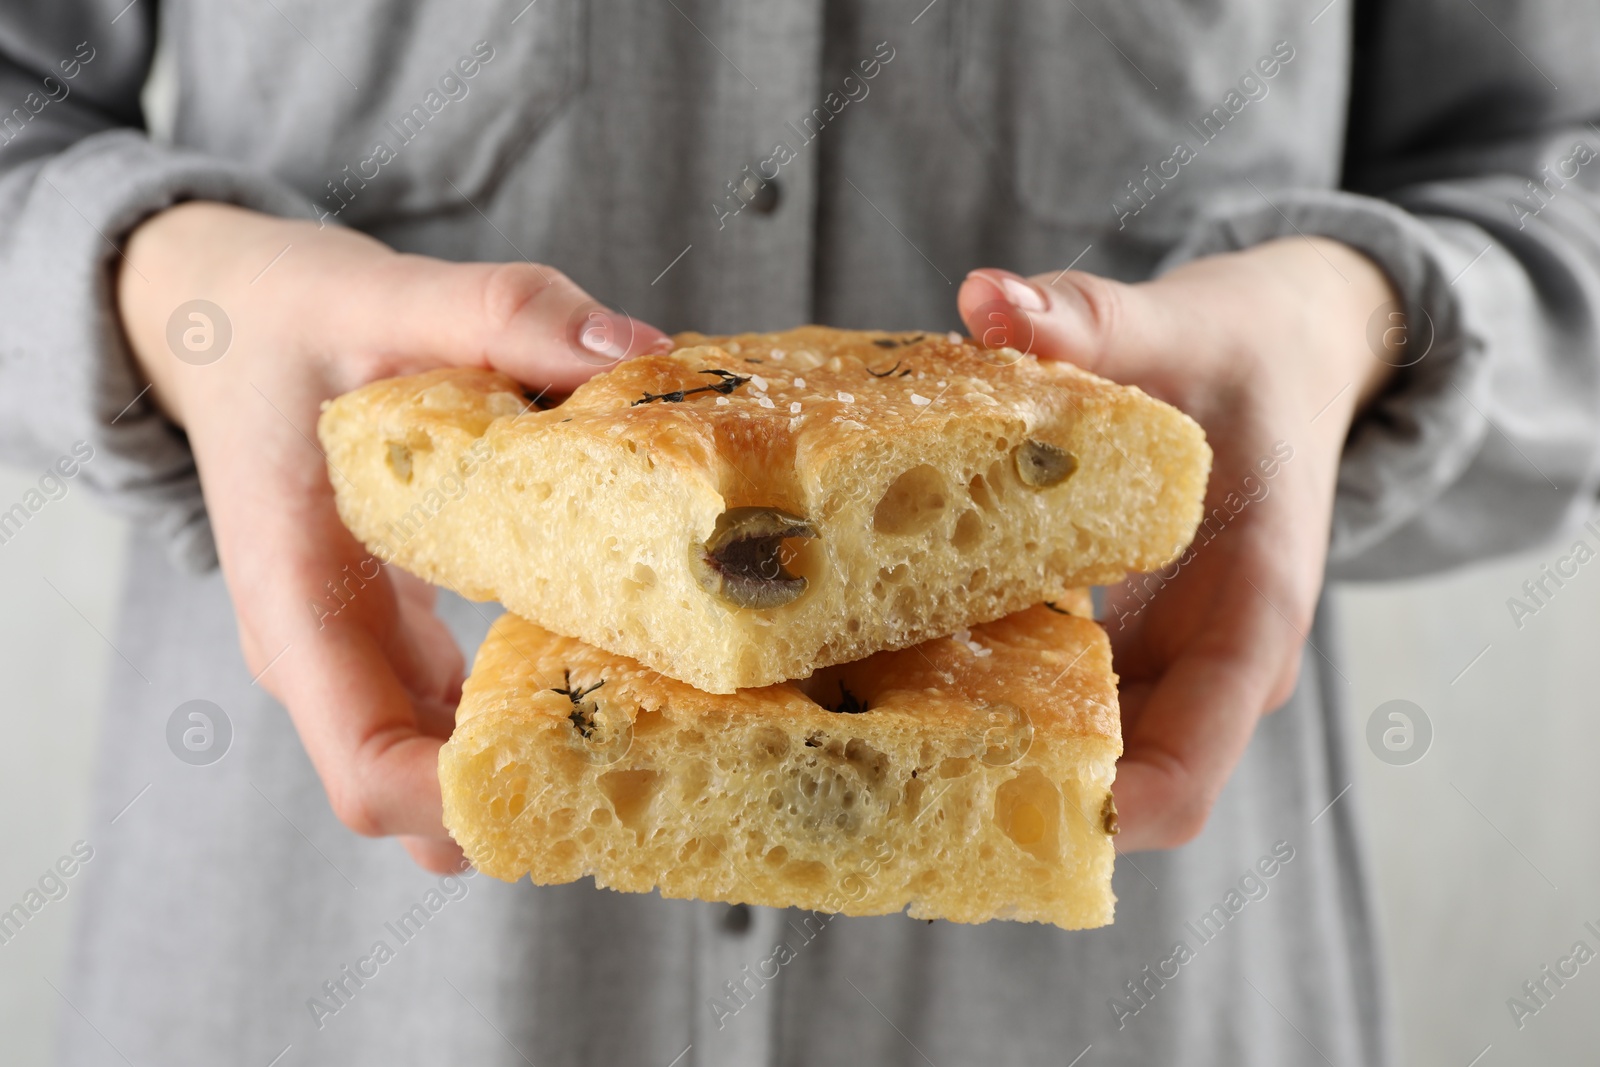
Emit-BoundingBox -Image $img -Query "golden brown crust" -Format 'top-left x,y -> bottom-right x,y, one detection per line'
319,326 -> 1210,691
442,602 -> 1120,929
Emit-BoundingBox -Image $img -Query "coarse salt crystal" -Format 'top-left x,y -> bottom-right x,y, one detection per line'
793,377 -> 806,388
937,381 -> 947,387
839,419 -> 866,430
910,393 -> 932,406
952,628 -> 990,656
770,348 -> 786,360
750,375 -> 768,390
789,416 -> 802,430
716,396 -> 730,405
758,396 -> 775,409
789,401 -> 801,414
947,331 -> 962,343
837,391 -> 854,403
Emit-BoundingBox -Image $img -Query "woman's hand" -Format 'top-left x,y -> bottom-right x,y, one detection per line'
960,238 -> 1400,851
116,202 -> 670,872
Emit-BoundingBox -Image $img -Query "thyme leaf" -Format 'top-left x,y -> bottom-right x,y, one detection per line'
632,368 -> 751,406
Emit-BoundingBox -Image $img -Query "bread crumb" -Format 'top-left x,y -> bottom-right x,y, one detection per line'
837,391 -> 854,403
910,393 -> 932,406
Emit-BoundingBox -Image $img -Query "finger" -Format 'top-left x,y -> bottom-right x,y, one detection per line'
327,257 -> 672,393
217,470 -> 460,840
392,591 -> 466,740
403,835 -> 468,875
390,566 -> 439,612
1110,573 -> 1304,852
957,267 -> 1179,386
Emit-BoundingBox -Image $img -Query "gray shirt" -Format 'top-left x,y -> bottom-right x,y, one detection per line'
4,2 -> 1599,1064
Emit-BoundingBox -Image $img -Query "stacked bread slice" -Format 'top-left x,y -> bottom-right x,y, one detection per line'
319,326 -> 1211,929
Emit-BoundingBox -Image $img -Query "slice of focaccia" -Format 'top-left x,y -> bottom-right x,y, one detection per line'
319,325 -> 1209,692
440,593 -> 1121,930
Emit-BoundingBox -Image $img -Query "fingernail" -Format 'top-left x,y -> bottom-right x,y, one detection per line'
628,320 -> 675,356
999,271 -> 1048,312
968,269 -> 1047,312
572,311 -> 671,366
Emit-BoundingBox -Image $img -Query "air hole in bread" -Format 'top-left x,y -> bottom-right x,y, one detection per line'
873,464 -> 949,536
951,509 -> 983,551
621,564 -> 656,600
967,472 -> 995,511
598,770 -> 659,833
386,442 -> 413,483
749,726 -> 790,760
986,460 -> 1008,498
937,756 -> 974,779
995,769 -> 1061,861
782,859 -> 828,888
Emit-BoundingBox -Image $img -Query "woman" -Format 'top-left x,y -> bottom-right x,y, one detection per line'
5,1 -> 1596,1064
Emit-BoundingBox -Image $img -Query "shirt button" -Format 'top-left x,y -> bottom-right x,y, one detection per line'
722,903 -> 752,933
739,172 -> 780,215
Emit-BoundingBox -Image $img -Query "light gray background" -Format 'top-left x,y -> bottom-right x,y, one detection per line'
2,460 -> 1597,1066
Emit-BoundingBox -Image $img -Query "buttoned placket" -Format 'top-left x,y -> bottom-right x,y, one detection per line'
681,6 -> 825,1065
660,1 -> 858,1062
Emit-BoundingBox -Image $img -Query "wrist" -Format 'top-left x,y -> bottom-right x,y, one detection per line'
1256,236 -> 1400,410
116,202 -> 238,428
115,201 -> 363,429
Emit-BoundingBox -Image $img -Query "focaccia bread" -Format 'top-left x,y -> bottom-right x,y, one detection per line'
440,593 -> 1120,930
319,325 -> 1209,692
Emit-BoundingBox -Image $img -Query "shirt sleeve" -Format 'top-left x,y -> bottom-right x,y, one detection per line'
1156,1 -> 1600,582
0,3 -> 315,571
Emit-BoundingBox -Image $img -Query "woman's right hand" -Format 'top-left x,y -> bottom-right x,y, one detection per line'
116,201 -> 670,872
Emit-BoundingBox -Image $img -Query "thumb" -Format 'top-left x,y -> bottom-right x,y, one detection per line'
957,267 -> 1171,385
333,255 -> 673,393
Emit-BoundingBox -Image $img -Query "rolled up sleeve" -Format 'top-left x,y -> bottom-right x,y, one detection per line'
1157,1 -> 1600,581
0,5 -> 313,571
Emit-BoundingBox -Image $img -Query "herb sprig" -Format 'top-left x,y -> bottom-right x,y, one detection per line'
632,368 -> 750,406
551,669 -> 605,737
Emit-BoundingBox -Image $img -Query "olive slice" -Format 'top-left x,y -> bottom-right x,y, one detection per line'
693,506 -> 817,608
1014,438 -> 1078,488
